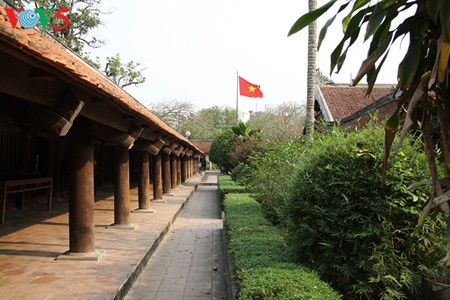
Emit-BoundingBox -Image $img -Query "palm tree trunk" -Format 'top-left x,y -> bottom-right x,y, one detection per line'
305,0 -> 317,137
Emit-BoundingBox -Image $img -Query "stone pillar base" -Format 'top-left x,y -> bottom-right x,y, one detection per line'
133,209 -> 155,213
56,250 -> 104,261
108,223 -> 137,230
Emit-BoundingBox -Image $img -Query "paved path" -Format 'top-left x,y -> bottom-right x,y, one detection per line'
125,176 -> 227,300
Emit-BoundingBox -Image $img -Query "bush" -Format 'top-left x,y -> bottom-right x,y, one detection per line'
248,142 -> 305,226
218,175 -> 247,205
230,163 -> 252,185
287,125 -> 446,299
224,193 -> 341,300
209,130 -> 236,174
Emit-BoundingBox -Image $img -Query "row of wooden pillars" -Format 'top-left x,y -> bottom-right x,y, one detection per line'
66,118 -> 199,257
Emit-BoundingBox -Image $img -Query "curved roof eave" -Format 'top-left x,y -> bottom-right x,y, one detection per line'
0,6 -> 203,155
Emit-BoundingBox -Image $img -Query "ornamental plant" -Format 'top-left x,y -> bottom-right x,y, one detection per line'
287,125 -> 446,299
289,0 -> 450,267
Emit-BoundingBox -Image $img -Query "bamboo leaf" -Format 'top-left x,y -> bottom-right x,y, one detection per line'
365,9 -> 387,41
318,2 -> 350,49
353,31 -> 393,84
379,0 -> 397,10
429,35 -> 450,88
318,15 -> 337,50
336,27 -> 361,73
366,51 -> 389,95
330,10 -> 366,74
397,36 -> 423,89
330,40 -> 345,75
393,75 -> 429,154
342,0 -> 371,33
288,0 -> 338,36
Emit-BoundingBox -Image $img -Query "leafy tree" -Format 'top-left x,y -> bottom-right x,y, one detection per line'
12,0 -> 104,53
181,106 -> 237,140
148,99 -> 195,131
11,0 -> 146,88
104,53 -> 146,88
209,130 -> 236,174
288,0 -> 450,268
248,102 -> 305,143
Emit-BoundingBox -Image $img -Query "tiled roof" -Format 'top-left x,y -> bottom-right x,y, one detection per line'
0,6 -> 202,155
319,85 -> 394,120
190,140 -> 212,154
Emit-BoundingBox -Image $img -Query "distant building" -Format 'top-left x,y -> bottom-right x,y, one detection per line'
315,83 -> 399,128
191,140 -> 213,170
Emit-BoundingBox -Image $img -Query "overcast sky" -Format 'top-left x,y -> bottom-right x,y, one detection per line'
91,0 -> 411,120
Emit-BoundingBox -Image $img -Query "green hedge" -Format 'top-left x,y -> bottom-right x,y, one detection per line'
218,175 -> 247,203
224,193 -> 341,299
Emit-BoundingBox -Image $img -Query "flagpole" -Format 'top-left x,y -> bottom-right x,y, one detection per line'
236,71 -> 239,123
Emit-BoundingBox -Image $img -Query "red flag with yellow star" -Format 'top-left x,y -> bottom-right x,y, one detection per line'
238,76 -> 263,98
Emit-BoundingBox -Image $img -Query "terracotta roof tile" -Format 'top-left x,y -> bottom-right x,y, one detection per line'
190,140 -> 212,154
0,6 -> 202,155
320,85 -> 393,120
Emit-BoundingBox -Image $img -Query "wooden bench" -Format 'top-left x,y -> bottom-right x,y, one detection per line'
1,177 -> 53,224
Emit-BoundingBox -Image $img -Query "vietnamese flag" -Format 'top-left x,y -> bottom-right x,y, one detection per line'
239,76 -> 263,98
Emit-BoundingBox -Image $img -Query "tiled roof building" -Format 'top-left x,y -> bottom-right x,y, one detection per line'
315,84 -> 398,127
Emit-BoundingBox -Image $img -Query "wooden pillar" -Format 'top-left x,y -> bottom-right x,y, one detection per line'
170,154 -> 177,189
177,157 -> 182,185
162,151 -> 171,194
114,145 -> 131,225
187,157 -> 191,179
181,156 -> 186,183
152,152 -> 163,200
67,118 -> 95,253
137,150 -> 150,209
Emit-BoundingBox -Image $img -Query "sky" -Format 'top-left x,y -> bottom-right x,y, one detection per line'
90,0 -> 411,120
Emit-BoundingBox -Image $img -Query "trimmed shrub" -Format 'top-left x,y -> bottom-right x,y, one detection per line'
218,175 -> 247,206
224,193 -> 341,300
287,125 -> 446,299
247,142 -> 305,226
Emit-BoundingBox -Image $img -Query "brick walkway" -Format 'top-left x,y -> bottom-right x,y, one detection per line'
125,177 -> 227,299
0,173 -> 222,299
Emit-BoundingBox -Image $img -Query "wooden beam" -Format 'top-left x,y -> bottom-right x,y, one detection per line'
140,129 -> 159,140
0,94 -> 72,136
134,140 -> 159,156
53,90 -> 85,135
134,137 -> 165,156
169,142 -> 179,151
128,123 -> 143,140
172,146 -> 184,157
161,146 -> 172,155
91,122 -> 135,149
